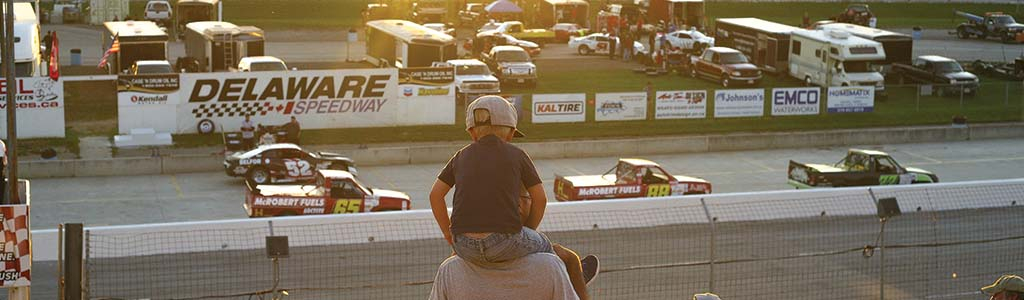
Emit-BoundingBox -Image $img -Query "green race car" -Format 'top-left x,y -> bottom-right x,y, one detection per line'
788,149 -> 938,189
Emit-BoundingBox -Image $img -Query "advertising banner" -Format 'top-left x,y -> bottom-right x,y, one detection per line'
655,90 -> 707,119
770,87 -> 820,116
532,93 -> 586,123
827,86 -> 875,113
713,89 -> 764,118
0,205 -> 30,287
0,77 -> 65,138
396,67 -> 456,126
595,92 -> 647,121
117,74 -> 181,134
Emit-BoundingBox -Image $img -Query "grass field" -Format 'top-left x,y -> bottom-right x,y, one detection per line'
123,0 -> 1024,30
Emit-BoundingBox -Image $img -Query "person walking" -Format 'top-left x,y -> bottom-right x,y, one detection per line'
240,114 -> 256,150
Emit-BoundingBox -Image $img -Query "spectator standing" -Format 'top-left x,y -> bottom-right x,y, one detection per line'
621,32 -> 633,61
608,32 -> 617,60
284,116 -> 301,144
240,115 -> 256,150
42,31 -> 53,64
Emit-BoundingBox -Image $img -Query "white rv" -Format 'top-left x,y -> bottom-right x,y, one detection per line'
788,29 -> 887,95
4,3 -> 43,77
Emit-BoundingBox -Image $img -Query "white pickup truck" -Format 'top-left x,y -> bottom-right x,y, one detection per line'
435,59 -> 501,102
144,0 -> 172,26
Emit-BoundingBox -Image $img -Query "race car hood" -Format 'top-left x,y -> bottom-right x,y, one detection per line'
312,151 -> 354,164
804,163 -> 845,173
561,174 -> 617,187
372,188 -> 411,201
943,71 -> 978,81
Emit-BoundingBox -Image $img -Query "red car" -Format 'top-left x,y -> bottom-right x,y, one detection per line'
689,47 -> 763,87
245,170 -> 410,217
554,159 -> 711,201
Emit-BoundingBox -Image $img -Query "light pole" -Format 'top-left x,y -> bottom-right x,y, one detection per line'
3,0 -> 20,205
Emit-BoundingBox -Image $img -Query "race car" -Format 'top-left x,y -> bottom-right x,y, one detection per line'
664,28 -> 715,52
224,143 -> 357,185
245,169 -> 410,217
788,149 -> 938,189
568,33 -> 646,56
554,158 -> 711,201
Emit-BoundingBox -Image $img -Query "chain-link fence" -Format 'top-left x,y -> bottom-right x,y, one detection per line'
83,179 -> 1024,299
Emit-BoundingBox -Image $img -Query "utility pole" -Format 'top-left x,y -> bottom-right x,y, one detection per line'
3,0 -> 19,205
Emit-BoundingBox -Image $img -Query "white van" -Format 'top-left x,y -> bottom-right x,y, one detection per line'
788,29 -> 887,95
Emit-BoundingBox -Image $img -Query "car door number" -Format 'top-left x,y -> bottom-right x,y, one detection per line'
284,159 -> 313,177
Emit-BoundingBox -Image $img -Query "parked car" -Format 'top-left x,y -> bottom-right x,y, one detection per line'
891,55 -> 979,97
689,47 -> 762,87
664,28 -> 715,52
476,31 -> 542,56
244,170 -> 410,217
144,0 -> 172,26
554,158 -> 711,201
237,56 -> 289,72
788,149 -> 938,189
440,59 -> 501,102
552,23 -> 586,43
490,21 -> 556,47
131,60 -> 174,74
481,45 -> 537,87
568,33 -> 645,56
224,143 -> 357,185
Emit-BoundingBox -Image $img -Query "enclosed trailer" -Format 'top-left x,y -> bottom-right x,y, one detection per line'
103,21 -> 169,74
815,22 -> 912,74
365,20 -> 456,68
538,0 -> 590,28
715,18 -> 800,74
183,21 -> 265,72
174,0 -> 221,38
648,0 -> 705,30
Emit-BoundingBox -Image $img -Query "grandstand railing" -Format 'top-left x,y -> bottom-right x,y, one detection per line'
76,178 -> 1024,299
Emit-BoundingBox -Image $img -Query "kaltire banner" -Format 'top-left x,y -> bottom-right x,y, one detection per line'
117,74 -> 181,134
827,86 -> 874,113
595,92 -> 647,121
655,90 -> 707,119
713,89 -> 764,118
0,77 -> 65,138
771,87 -> 820,116
160,68 -> 454,134
532,93 -> 585,123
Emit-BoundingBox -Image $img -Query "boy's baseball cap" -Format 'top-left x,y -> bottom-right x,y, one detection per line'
982,275 -> 1024,295
465,95 -> 525,137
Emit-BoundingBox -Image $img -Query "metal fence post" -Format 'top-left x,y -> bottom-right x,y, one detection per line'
63,224 -> 83,300
959,84 -> 964,108
700,198 -> 716,293
1006,83 -> 1010,107
915,85 -> 920,112
58,224 -> 64,300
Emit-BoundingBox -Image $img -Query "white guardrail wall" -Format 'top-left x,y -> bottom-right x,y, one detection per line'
30,178 -> 1024,261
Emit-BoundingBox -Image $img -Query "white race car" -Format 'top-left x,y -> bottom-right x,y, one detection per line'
664,28 -> 715,51
569,33 -> 646,56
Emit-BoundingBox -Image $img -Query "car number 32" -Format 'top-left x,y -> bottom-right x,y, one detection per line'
284,159 -> 313,177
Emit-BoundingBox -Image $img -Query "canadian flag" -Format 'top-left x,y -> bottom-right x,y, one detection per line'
48,32 -> 59,80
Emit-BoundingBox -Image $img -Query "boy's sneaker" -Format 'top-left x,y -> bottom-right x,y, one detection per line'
581,254 -> 600,285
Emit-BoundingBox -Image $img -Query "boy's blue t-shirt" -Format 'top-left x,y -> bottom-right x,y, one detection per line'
438,134 -> 542,236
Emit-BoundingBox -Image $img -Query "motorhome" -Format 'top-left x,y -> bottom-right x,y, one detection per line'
815,22 -> 912,74
715,18 -> 800,74
103,21 -> 169,74
183,21 -> 265,72
5,3 -> 43,77
174,0 -> 221,37
365,20 -> 456,68
538,0 -> 590,28
789,29 -> 887,95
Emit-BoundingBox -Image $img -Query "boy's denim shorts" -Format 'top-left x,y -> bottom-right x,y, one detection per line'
452,227 -> 554,268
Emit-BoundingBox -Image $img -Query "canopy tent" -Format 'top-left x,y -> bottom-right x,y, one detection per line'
485,0 -> 522,14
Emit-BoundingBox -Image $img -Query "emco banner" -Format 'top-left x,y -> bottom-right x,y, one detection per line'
0,77 -> 65,138
827,86 -> 874,113
532,93 -> 585,123
771,87 -> 820,116
714,89 -> 764,118
655,90 -> 706,119
595,92 -> 647,121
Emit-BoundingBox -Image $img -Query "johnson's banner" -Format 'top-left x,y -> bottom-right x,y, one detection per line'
0,77 -> 65,138
713,89 -> 764,118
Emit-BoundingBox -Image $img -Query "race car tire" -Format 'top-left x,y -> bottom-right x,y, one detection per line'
956,28 -> 970,39
197,119 -> 216,134
578,45 -> 592,55
247,167 -> 271,185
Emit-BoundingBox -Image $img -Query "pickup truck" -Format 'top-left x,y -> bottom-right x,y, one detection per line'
459,3 -> 488,28
245,170 -> 410,217
436,59 -> 501,102
144,0 -> 172,26
787,149 -> 938,189
891,55 -> 979,97
689,47 -> 762,88
492,21 -> 556,47
953,11 -> 1024,43
554,158 -> 711,201
481,45 -> 537,87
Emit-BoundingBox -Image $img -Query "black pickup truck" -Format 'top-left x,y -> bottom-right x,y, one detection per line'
891,55 -> 979,97
788,149 -> 938,189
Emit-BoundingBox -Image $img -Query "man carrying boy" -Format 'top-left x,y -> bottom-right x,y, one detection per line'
429,96 -> 596,299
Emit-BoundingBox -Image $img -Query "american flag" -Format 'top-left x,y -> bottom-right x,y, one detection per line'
97,34 -> 119,69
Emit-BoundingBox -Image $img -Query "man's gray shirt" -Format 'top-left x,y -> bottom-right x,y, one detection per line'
428,253 -> 579,300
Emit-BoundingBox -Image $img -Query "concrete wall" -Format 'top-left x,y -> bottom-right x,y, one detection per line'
20,123 -> 1024,178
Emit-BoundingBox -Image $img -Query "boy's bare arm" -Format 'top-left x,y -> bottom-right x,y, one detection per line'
429,179 -> 454,245
523,183 -> 547,230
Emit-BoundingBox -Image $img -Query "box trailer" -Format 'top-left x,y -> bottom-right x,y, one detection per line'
174,0 -> 221,38
538,0 -> 590,28
102,21 -> 168,74
648,0 -> 705,30
183,21 -> 265,72
715,18 -> 800,74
